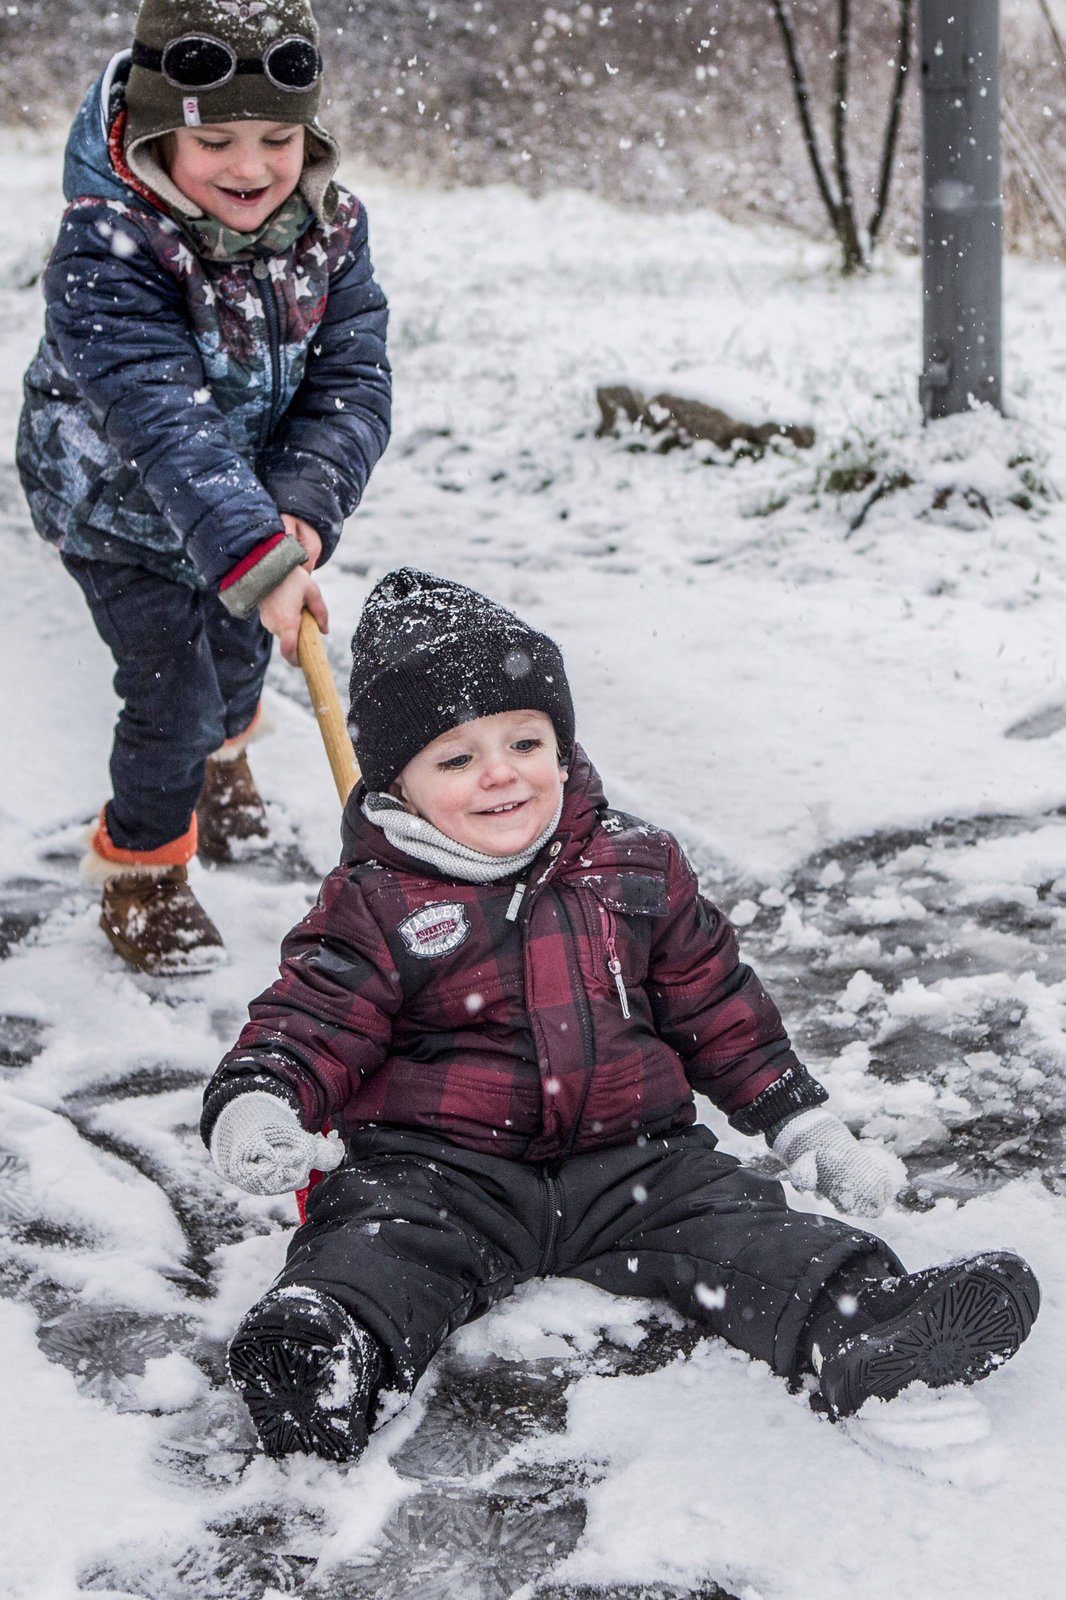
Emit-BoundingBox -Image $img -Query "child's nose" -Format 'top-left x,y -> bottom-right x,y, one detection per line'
481,754 -> 518,784
228,149 -> 267,180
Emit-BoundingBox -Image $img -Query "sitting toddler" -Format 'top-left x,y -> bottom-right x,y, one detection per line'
203,568 -> 1039,1460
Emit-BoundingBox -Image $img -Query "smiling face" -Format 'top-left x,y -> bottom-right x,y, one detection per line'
394,710 -> 567,857
163,120 -> 306,229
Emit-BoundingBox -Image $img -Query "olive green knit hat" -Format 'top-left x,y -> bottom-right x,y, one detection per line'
124,0 -> 339,217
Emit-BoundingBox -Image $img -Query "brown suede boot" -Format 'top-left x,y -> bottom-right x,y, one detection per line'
98,865 -> 226,975
196,750 -> 270,863
83,811 -> 225,975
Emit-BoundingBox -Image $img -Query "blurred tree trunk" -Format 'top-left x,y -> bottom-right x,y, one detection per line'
770,0 -> 913,273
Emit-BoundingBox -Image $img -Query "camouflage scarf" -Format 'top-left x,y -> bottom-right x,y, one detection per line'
184,193 -> 311,262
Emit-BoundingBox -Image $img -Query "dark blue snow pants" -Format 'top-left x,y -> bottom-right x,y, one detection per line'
261,1125 -> 903,1394
64,554 -> 272,852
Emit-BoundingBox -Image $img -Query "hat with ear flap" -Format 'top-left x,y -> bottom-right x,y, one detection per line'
348,568 -> 576,793
123,0 -> 339,218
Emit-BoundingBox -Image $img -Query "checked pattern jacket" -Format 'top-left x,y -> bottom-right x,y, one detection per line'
201,750 -> 827,1160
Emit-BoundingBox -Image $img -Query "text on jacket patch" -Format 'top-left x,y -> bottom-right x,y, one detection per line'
398,903 -> 471,959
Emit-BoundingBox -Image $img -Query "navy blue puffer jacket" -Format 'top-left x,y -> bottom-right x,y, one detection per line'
17,57 -> 391,599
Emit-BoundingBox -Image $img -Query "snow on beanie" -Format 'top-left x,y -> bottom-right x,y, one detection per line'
123,0 -> 339,217
348,568 -> 576,793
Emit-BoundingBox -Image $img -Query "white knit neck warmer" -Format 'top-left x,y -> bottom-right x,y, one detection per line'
362,791 -> 564,884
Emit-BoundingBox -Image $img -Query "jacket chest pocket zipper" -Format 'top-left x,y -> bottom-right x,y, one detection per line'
599,905 -> 630,1019
253,257 -> 281,444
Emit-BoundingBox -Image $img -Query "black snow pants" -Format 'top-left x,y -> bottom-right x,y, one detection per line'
259,1125 -> 902,1394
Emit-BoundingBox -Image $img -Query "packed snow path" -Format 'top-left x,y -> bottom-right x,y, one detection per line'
2,130 -> 1066,1597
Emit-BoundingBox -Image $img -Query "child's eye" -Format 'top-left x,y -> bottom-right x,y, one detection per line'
512,738 -> 543,753
437,754 -> 471,771
197,139 -> 229,151
265,134 -> 298,148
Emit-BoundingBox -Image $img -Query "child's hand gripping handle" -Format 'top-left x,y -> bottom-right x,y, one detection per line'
297,610 -> 360,806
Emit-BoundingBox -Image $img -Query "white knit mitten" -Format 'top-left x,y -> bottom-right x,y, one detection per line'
210,1091 -> 344,1195
769,1107 -> 904,1218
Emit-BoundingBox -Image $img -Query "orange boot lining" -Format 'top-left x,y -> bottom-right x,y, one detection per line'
92,808 -> 198,869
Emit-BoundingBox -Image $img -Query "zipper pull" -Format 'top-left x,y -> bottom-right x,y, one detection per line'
505,879 -> 527,922
605,935 -> 630,1018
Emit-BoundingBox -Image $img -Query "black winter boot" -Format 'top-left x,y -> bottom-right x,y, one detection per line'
228,1288 -> 383,1461
809,1251 -> 1039,1419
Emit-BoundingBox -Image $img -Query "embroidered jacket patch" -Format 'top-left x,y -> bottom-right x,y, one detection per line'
398,902 -> 471,959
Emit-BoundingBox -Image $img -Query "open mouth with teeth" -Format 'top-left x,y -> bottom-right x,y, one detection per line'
220,187 -> 270,204
476,800 -> 529,816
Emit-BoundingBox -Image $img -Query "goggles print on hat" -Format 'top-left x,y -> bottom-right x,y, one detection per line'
131,32 -> 322,94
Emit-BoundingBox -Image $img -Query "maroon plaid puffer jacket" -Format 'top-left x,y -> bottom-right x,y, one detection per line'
201,750 -> 826,1159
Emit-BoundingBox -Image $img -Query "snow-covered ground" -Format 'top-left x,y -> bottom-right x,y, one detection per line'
1,122 -> 1065,1598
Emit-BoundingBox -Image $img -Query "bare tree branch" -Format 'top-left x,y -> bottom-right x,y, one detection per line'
768,0 -> 841,228
1002,94 -> 1066,249
832,0 -> 864,271
868,0 -> 914,248
771,0 -> 914,274
1037,0 -> 1066,85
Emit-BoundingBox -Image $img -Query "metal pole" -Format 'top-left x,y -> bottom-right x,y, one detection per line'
919,0 -> 1003,418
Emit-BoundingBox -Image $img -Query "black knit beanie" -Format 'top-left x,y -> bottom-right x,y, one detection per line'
123,0 -> 338,217
348,569 -> 576,792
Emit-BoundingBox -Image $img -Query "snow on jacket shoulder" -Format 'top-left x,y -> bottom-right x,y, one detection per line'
201,750 -> 828,1160
16,59 -> 390,603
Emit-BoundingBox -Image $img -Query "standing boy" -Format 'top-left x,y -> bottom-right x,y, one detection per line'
18,0 -> 390,972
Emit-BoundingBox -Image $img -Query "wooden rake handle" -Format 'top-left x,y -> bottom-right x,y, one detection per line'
296,611 -> 360,806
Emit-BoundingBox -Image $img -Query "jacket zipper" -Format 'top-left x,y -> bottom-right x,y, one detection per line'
537,1166 -> 562,1275
554,890 -> 596,1076
599,906 -> 630,1018
252,257 -> 281,449
552,888 -> 598,1158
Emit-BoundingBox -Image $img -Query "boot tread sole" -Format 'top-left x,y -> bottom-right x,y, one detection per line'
229,1325 -> 370,1463
819,1251 -> 1038,1419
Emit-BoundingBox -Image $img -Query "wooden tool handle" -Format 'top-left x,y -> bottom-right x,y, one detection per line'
296,611 -> 360,806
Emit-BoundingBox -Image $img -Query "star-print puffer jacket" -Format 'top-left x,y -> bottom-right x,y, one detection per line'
17,56 -> 390,606
201,749 -> 829,1161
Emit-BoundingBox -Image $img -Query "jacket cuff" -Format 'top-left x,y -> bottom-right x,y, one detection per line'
200,1068 -> 304,1147
218,532 -> 307,618
727,1063 -> 829,1139
264,475 -> 344,564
